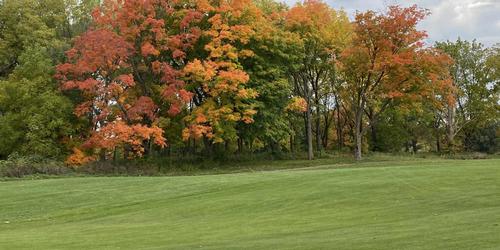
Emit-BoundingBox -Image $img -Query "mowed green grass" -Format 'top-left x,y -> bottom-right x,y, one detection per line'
1,159 -> 499,249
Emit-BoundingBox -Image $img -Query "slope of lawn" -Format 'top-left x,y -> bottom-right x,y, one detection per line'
1,158 -> 499,249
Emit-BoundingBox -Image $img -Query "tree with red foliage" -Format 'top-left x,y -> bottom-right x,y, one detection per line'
57,0 -> 260,163
338,5 -> 454,160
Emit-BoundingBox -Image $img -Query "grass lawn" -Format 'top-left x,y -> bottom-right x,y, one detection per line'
1,158 -> 499,249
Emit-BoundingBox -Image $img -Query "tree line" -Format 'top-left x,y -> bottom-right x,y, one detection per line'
0,0 -> 498,164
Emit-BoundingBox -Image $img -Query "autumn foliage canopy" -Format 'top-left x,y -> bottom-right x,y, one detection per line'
57,0 -> 264,162
49,0 -> 470,163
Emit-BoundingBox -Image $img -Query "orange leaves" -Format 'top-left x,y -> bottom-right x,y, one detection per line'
239,49 -> 255,58
183,59 -> 214,82
182,125 -> 212,141
236,88 -> 258,99
180,9 -> 204,29
286,97 -> 308,113
151,61 -> 162,74
167,102 -> 182,116
285,0 -> 350,47
218,70 -> 249,84
196,0 -> 214,12
65,148 -> 95,166
141,42 -> 160,57
83,120 -> 166,156
58,0 -> 263,161
179,89 -> 194,102
56,29 -> 133,77
214,70 -> 250,94
386,91 -> 404,98
176,0 -> 261,143
116,74 -> 135,87
172,49 -> 186,59
241,109 -> 257,124
339,5 -> 438,105
286,0 -> 334,30
74,102 -> 92,117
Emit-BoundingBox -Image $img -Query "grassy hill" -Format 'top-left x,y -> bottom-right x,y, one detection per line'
1,158 -> 499,249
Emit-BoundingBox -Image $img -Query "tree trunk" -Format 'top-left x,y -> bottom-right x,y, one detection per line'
366,108 -> 378,152
123,145 -> 130,159
411,139 -> 418,153
354,108 -> 363,161
434,115 -> 442,153
322,128 -> 329,150
446,106 -> 456,151
370,122 -> 378,152
315,115 -> 322,155
203,136 -> 212,157
237,138 -> 243,153
113,147 -> 118,161
306,105 -> 314,160
336,108 -> 344,151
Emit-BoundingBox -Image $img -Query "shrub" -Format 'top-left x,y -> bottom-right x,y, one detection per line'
0,153 -> 71,178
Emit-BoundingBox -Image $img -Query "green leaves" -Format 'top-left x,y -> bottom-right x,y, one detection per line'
0,46 -> 73,158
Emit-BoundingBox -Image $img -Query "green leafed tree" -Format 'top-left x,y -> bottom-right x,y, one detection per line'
435,39 -> 499,152
0,47 -> 73,158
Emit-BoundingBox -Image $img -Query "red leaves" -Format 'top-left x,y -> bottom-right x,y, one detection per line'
128,96 -> 157,121
180,10 -> 203,29
172,49 -> 186,59
167,103 -> 182,116
141,42 -> 160,57
82,120 -> 166,156
179,89 -> 194,102
57,29 -> 133,76
59,0 -> 262,163
340,5 -> 436,99
116,74 -> 135,87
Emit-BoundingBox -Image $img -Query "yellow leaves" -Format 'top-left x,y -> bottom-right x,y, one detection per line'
218,70 -> 249,85
225,113 -> 241,122
240,49 -> 254,58
184,59 -> 205,75
285,97 -> 308,113
241,109 -> 257,124
285,0 -> 352,55
236,88 -> 258,99
226,51 -> 238,60
213,137 -> 224,143
183,59 -> 216,82
243,109 -> 257,116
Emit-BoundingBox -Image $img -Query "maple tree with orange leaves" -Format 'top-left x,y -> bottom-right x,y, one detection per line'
57,0 -> 261,163
338,5 -> 454,160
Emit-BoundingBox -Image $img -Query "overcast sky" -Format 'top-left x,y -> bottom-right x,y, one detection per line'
282,0 -> 500,46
